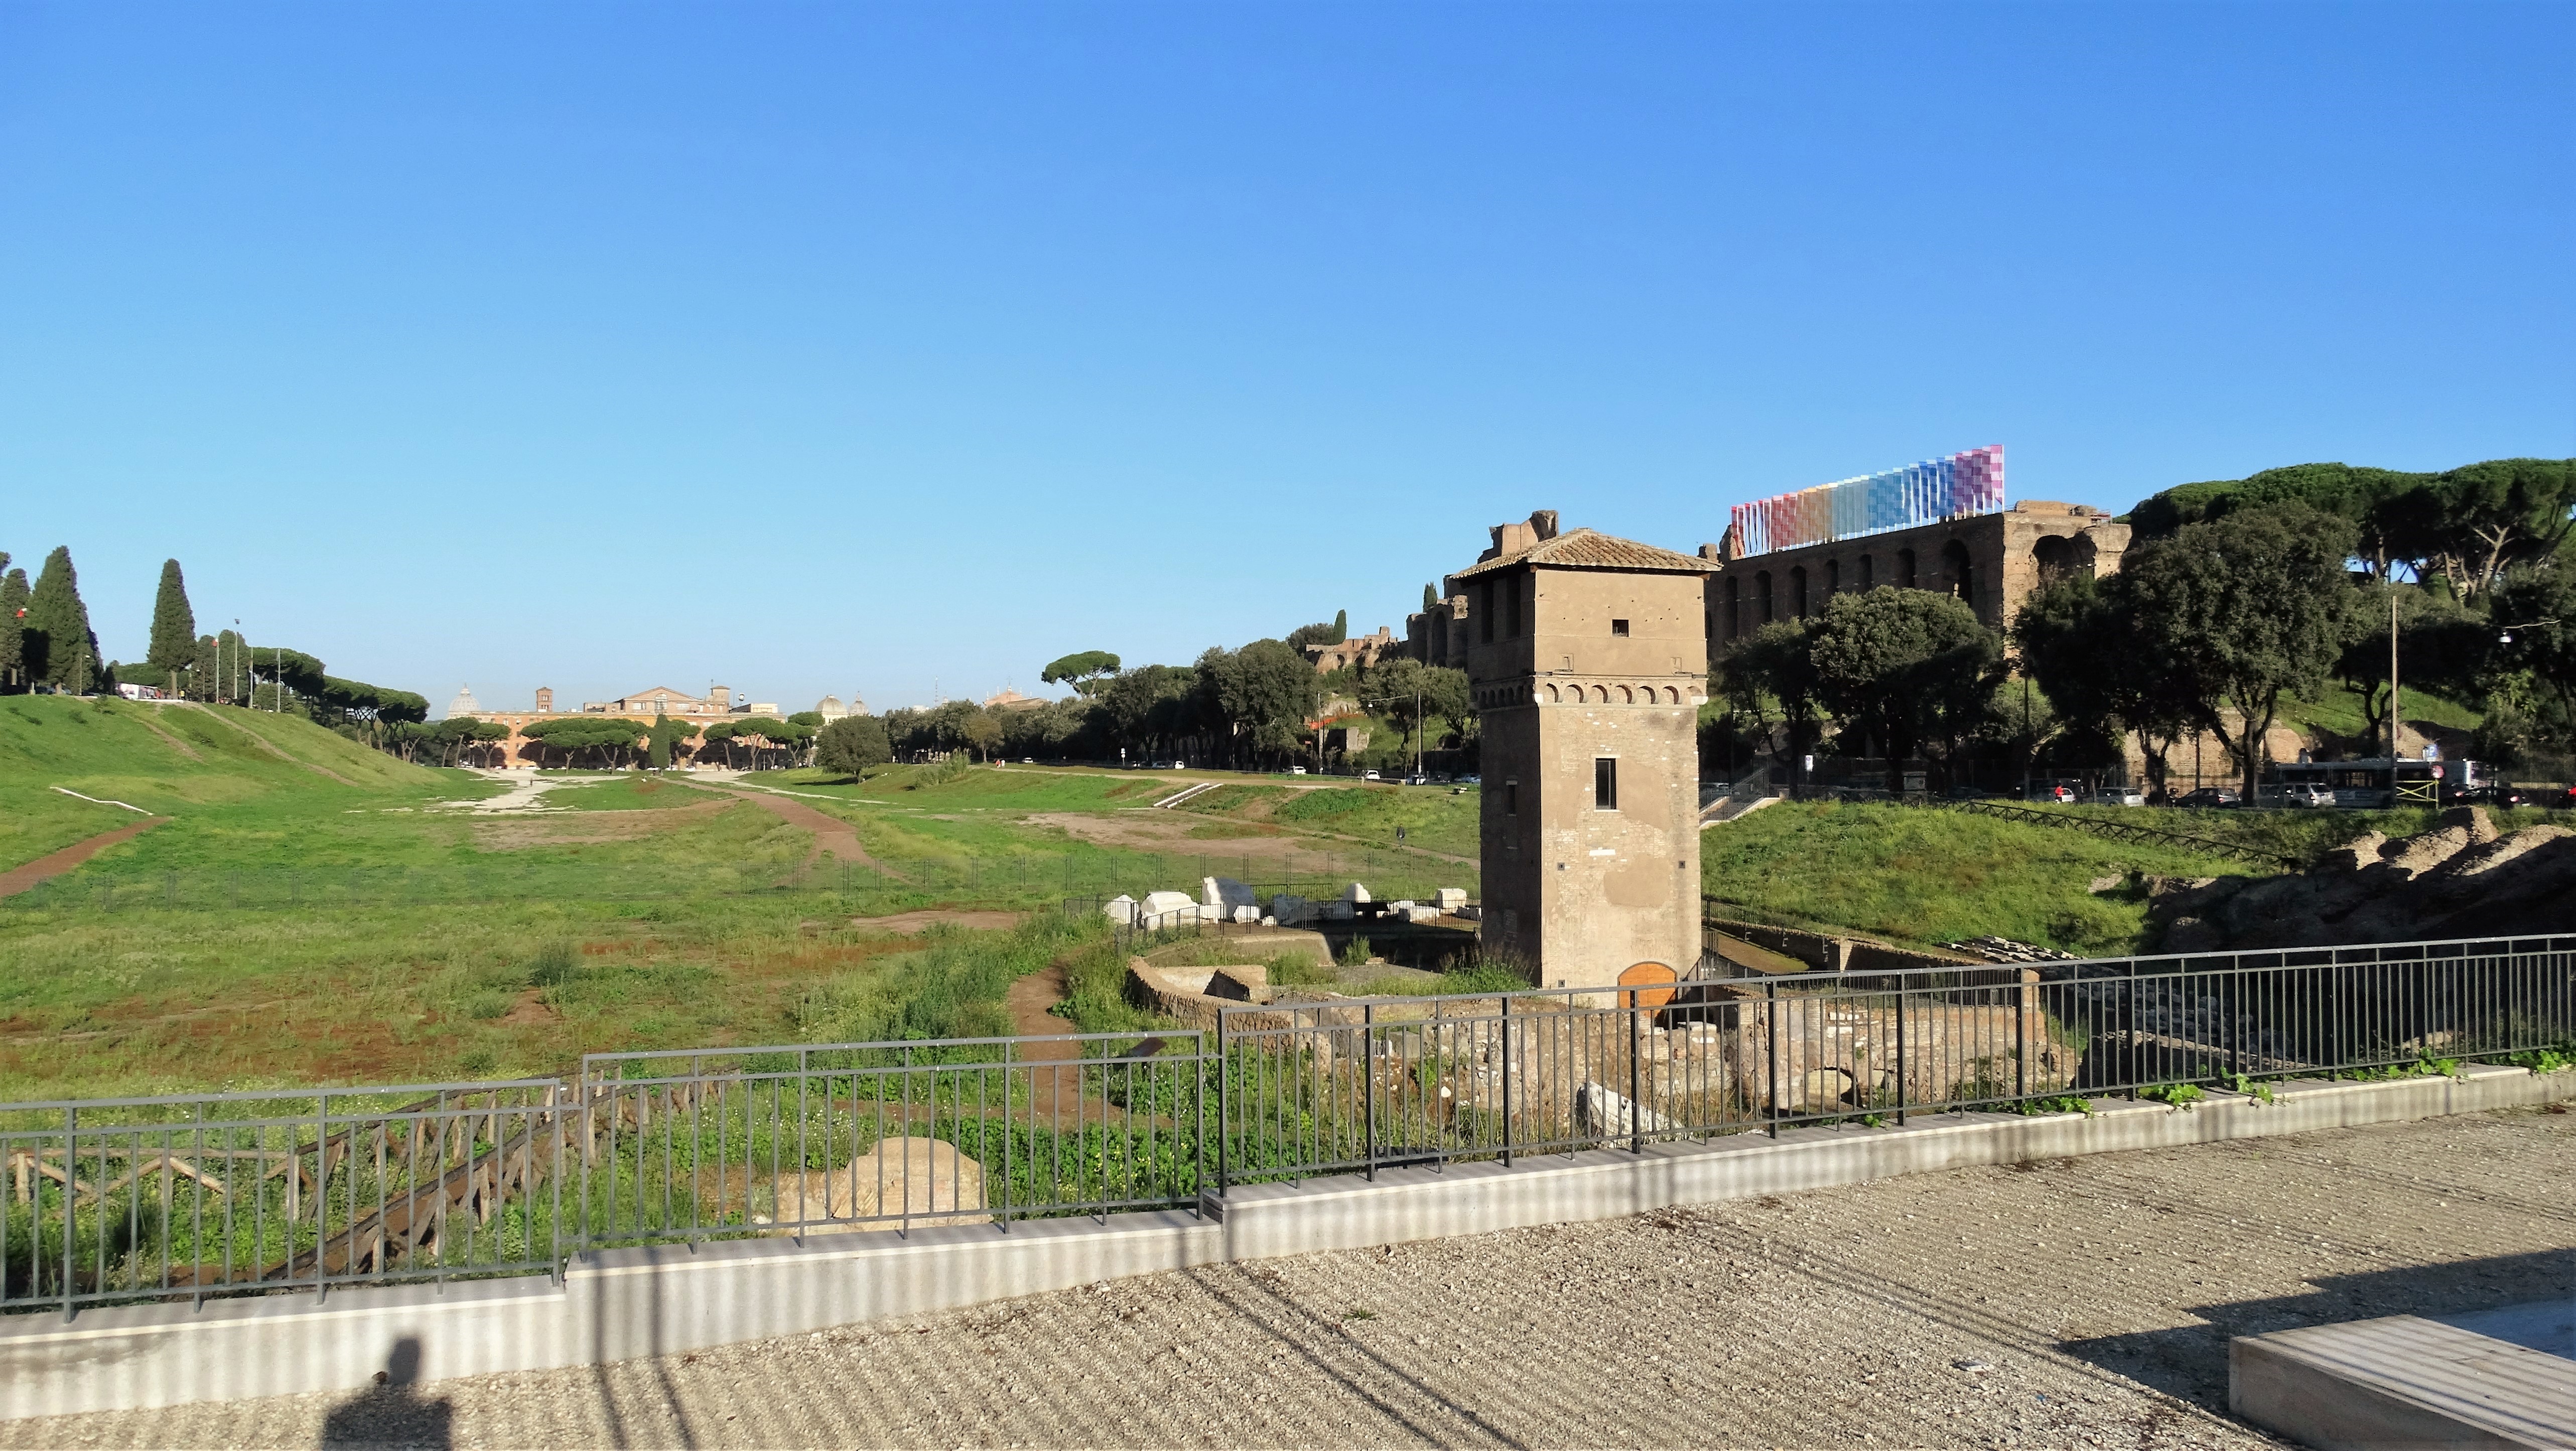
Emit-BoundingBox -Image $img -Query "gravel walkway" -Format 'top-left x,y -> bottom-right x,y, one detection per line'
13,1105 -> 2569,1449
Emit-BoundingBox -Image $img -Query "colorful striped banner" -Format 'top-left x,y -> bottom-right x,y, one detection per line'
1730,445 -> 2004,557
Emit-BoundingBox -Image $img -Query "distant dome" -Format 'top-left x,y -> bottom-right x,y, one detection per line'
813,695 -> 848,722
447,684 -> 482,718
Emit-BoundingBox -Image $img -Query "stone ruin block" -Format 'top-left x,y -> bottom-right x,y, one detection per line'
1434,887 -> 1468,912
1101,894 -> 1137,925
1343,882 -> 1371,903
1201,876 -> 1259,911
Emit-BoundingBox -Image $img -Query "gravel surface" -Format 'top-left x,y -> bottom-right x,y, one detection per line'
13,1105 -> 2570,1450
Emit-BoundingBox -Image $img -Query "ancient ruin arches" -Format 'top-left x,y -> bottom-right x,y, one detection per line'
1665,686 -> 1682,704
1824,558 -> 1841,596
1545,684 -> 1561,702
1618,685 -> 1634,704
1725,576 -> 1742,638
1941,539 -> 1974,610
2032,534 -> 2076,590
1858,554 -> 1875,591
1790,565 -> 1810,619
1897,549 -> 1917,589
1756,571 -> 1775,624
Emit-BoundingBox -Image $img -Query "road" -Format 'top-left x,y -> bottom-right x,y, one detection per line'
12,1105 -> 2567,1449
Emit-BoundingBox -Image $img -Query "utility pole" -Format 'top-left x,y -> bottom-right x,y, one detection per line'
2387,588 -> 2401,760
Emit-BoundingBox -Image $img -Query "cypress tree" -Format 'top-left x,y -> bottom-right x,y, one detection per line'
1330,609 -> 1348,644
1422,583 -> 1438,613
26,547 -> 101,692
0,564 -> 23,692
147,559 -> 196,693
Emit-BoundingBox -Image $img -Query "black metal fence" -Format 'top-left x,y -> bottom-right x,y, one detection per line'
5,934 -> 2566,1316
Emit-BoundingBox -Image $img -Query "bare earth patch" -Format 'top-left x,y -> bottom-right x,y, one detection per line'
470,801 -> 730,850
1024,811 -> 1327,861
848,910 -> 1023,935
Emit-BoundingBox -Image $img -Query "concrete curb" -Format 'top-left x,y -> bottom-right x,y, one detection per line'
3,1064 -> 2564,1420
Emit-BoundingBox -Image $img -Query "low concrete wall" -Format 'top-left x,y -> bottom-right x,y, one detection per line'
5,1066 -> 2564,1421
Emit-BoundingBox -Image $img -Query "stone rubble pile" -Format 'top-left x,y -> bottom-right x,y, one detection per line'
1940,936 -> 2082,964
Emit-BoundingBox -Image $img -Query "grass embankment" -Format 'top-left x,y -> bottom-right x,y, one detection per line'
0,696 -> 462,870
1702,801 -> 2265,955
2011,802 -> 2562,868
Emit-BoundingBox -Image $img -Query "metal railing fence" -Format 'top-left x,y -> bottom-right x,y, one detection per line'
4,934 -> 2565,1317
1212,934 -> 2572,1192
2,1080 -> 569,1314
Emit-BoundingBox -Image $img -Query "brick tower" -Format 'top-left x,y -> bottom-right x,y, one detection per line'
1453,511 -> 1716,989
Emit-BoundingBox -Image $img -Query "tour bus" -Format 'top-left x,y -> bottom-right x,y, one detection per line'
2260,754 -> 2487,809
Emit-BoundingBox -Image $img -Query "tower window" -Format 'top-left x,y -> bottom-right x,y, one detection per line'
1505,779 -> 1519,816
1593,758 -> 1618,811
1610,618 -> 1630,636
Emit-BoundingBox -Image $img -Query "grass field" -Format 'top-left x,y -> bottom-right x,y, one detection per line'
24,702 -> 2520,1100
1701,800 -> 2268,955
0,717 -> 1485,1097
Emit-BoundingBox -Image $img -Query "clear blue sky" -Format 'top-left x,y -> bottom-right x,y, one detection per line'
3,4 -> 2568,716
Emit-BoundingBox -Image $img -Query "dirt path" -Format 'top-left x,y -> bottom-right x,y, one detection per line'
703,784 -> 889,876
1004,963 -> 1088,1122
0,818 -> 170,898
1002,960 -> 1163,1128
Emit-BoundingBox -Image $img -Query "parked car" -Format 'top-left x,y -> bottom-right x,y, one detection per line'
1401,773 -> 1430,786
2283,782 -> 2337,808
1288,765 -> 1308,776
2092,788 -> 2146,807
1361,769 -> 1383,782
2030,782 -> 2079,804
2174,787 -> 2242,809
1457,774 -> 1481,786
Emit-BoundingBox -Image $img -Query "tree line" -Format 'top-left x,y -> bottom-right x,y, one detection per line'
851,639 -> 1474,775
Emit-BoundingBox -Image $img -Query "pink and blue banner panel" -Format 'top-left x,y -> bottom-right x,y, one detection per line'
1730,445 -> 2004,557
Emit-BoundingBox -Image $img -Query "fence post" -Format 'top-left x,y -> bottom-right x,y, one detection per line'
1628,986 -> 1644,1155
1215,1012 -> 1229,1200
1893,980 -> 1908,1126
1764,981 -> 1780,1138
60,1104 -> 76,1321
1363,1002 -> 1376,1181
2015,970 -> 2031,1101
1193,1029 -> 1207,1216
1500,994 -> 1513,1168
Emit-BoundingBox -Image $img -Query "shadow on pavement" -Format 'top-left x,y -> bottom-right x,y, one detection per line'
319,1337 -> 454,1450
2059,1247 -> 2575,1412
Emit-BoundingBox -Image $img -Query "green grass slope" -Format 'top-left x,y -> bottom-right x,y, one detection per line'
1701,801 -> 2270,956
0,696 -> 463,870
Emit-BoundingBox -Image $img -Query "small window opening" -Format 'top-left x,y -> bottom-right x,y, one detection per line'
1610,618 -> 1630,636
1593,758 -> 1618,811
1505,779 -> 1520,817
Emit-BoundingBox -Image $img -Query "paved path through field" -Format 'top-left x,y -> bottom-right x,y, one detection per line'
22,1106 -> 2565,1448
0,819 -> 169,898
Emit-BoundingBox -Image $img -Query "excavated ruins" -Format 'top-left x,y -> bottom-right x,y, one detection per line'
2151,806 -> 2574,952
